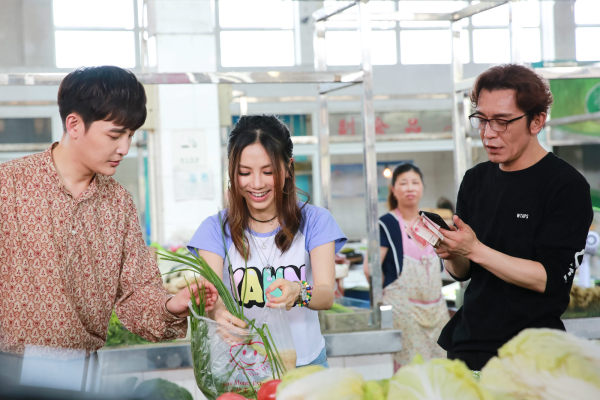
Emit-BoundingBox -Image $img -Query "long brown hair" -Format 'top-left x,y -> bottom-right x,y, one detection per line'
225,115 -> 303,259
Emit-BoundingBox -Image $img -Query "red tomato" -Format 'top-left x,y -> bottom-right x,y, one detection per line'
216,393 -> 248,400
257,379 -> 281,400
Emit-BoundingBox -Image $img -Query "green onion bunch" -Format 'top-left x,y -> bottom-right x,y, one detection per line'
159,248 -> 287,400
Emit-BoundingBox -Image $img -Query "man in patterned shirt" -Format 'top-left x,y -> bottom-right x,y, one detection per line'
0,66 -> 217,384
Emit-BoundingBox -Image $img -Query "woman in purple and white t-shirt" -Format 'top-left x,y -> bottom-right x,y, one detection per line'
188,115 -> 346,367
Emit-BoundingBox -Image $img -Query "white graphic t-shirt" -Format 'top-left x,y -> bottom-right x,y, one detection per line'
188,203 -> 347,365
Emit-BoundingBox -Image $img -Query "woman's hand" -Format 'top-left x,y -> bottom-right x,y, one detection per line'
265,279 -> 301,310
166,280 -> 219,317
213,307 -> 247,330
213,306 -> 248,344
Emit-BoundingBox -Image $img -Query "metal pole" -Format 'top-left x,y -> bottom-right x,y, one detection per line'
147,128 -> 164,244
450,20 -> 469,196
317,93 -> 331,210
357,1 -> 381,316
313,19 -> 331,209
136,134 -> 148,243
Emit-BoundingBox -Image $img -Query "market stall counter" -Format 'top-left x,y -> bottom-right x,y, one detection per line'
97,328 -> 402,375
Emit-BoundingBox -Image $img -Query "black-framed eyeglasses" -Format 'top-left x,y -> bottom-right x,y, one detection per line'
468,113 -> 528,133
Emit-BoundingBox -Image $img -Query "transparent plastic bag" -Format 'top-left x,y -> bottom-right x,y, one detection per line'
188,309 -> 272,400
254,305 -> 297,371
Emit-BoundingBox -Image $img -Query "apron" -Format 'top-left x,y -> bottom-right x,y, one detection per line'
382,212 -> 449,367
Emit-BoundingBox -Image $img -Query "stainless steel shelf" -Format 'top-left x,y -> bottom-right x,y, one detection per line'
97,329 -> 403,373
0,71 -> 364,86
563,317 -> 600,340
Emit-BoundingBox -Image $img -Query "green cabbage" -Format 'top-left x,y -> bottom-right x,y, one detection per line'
277,367 -> 364,400
387,355 -> 492,400
277,364 -> 325,395
362,379 -> 387,400
480,328 -> 600,400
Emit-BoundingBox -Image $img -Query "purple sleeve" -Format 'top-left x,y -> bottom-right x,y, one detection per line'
187,211 -> 231,258
302,204 -> 347,253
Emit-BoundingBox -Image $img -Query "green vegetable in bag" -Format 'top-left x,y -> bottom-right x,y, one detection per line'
160,214 -> 288,400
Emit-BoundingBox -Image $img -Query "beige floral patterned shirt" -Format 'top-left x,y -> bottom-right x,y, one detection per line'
0,145 -> 186,354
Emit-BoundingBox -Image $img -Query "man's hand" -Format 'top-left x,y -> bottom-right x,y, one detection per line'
166,280 -> 219,318
436,215 -> 481,259
433,215 -> 475,280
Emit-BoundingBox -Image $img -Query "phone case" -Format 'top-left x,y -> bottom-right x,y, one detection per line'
419,210 -> 451,230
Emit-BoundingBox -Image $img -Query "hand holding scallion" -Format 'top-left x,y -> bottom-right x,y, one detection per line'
167,281 -> 218,317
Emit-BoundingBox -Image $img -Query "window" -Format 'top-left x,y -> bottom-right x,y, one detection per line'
517,28 -> 542,63
470,1 -> 541,64
400,30 -> 452,64
0,118 -> 52,144
472,28 -> 510,64
321,0 -> 543,66
323,0 -> 397,66
574,0 -> 600,25
218,0 -> 296,67
325,30 -> 397,66
471,3 -> 509,27
398,1 -> 468,64
53,0 -> 140,68
399,1 -> 468,29
471,3 -> 512,64
220,31 -> 295,67
510,0 -> 541,63
575,0 -> 600,61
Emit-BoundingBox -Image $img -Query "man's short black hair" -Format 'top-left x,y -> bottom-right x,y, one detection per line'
57,65 -> 147,132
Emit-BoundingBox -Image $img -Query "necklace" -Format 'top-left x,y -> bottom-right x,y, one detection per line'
249,232 -> 278,269
249,214 -> 277,223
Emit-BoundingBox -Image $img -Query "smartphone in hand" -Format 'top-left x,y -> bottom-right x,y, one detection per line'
419,210 -> 451,230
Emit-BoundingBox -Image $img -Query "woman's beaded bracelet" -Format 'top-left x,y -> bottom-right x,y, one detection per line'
296,280 -> 313,307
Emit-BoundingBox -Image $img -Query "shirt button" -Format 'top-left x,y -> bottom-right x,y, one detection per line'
71,230 -> 77,235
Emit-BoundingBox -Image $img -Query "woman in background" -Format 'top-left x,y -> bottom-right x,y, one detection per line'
188,115 -> 346,368
378,163 -> 449,370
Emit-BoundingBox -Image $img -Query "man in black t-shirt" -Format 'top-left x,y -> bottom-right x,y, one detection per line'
435,64 -> 593,371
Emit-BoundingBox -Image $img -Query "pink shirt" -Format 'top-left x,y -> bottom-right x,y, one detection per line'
0,145 -> 186,354
393,209 -> 437,260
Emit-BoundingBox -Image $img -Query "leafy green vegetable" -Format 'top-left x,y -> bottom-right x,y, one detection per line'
104,311 -> 150,347
277,367 -> 364,400
387,355 -> 492,400
480,328 -> 600,400
133,378 -> 193,400
277,365 -> 325,394
362,380 -> 386,400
